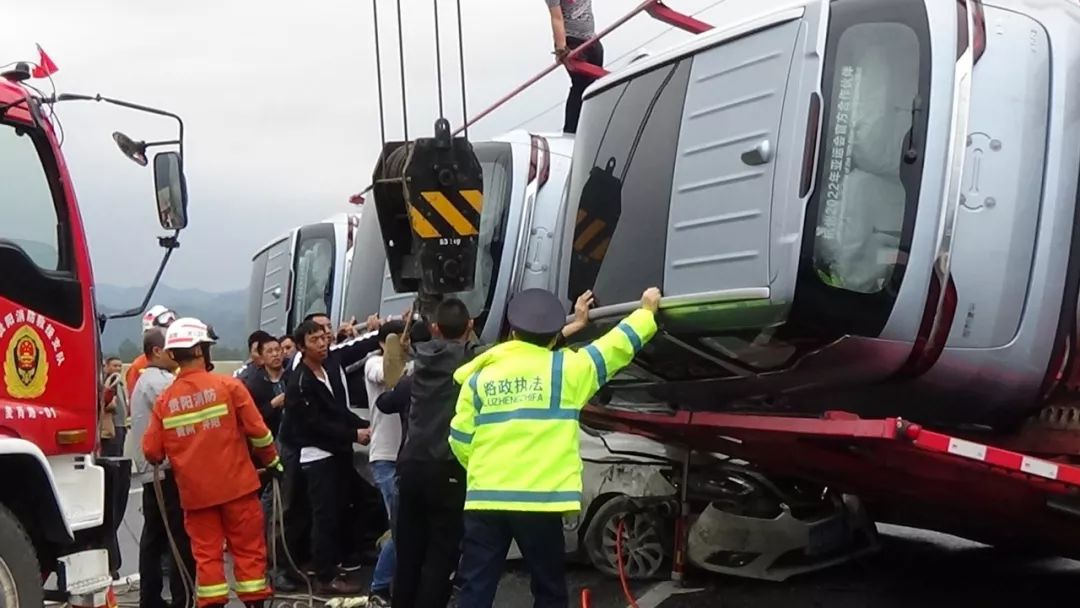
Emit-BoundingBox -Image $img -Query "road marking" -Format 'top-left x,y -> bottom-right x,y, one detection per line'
630,581 -> 704,608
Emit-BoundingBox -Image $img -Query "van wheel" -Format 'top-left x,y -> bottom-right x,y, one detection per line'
0,504 -> 43,608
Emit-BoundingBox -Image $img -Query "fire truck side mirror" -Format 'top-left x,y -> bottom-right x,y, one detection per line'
152,152 -> 188,231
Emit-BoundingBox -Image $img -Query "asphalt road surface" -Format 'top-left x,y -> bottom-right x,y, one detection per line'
114,481 -> 1080,608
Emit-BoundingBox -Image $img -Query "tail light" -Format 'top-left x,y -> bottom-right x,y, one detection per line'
527,134 -> 551,189
959,0 -> 987,64
971,0 -> 986,63
799,93 -> 821,198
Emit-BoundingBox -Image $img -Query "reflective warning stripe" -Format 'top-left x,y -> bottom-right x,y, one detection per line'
267,456 -> 281,469
249,431 -> 274,448
574,219 -> 606,251
408,206 -> 441,238
460,189 -> 483,212
421,191 -> 479,236
234,578 -> 268,594
162,403 -> 228,430
197,583 -> 230,599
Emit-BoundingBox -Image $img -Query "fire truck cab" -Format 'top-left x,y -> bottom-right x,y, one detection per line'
0,63 -> 188,606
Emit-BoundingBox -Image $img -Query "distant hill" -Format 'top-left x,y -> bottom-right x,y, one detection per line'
97,283 -> 248,360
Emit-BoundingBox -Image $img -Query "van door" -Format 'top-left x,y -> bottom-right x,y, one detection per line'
559,19 -> 801,309
664,20 -> 800,298
249,234 -> 293,337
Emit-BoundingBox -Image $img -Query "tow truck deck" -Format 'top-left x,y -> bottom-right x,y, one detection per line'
582,406 -> 1080,558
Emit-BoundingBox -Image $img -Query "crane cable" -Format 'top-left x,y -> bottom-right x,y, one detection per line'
372,0 -> 387,147
433,0 -> 445,119
455,0 -> 468,136
396,0 -> 409,140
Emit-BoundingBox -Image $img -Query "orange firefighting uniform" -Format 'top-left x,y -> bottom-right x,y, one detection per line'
142,368 -> 280,607
126,353 -> 149,400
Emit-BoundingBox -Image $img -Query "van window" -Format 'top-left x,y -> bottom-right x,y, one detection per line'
795,0 -> 931,337
564,60 -> 692,307
0,124 -> 63,271
812,21 -> 920,294
293,233 -> 334,321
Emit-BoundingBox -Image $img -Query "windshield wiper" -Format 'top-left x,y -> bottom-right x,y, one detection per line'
903,95 -> 923,164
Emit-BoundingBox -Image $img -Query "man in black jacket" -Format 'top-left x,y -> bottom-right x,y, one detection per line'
243,335 -> 289,435
283,319 -> 379,595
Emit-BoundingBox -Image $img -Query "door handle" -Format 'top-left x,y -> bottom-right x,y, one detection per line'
741,139 -> 773,166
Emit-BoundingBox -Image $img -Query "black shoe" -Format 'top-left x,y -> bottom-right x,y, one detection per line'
273,572 -> 301,593
339,557 -> 364,572
316,575 -> 365,596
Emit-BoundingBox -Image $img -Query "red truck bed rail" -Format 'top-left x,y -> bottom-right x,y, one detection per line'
582,407 -> 1080,557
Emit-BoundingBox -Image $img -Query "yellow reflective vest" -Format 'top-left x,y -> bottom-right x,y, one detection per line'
449,308 -> 657,512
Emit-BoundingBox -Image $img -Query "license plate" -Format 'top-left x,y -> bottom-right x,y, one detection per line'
807,517 -> 847,556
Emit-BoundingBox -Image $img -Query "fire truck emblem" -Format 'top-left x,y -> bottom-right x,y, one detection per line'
3,325 -> 49,399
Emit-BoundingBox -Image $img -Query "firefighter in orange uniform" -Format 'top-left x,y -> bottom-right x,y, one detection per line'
142,317 -> 282,608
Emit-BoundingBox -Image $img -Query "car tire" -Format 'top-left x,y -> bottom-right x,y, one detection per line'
0,503 -> 43,608
583,495 -> 668,580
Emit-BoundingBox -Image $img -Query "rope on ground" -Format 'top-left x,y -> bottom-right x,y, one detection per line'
152,464 -> 196,608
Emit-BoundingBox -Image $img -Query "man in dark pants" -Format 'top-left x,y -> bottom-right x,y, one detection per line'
449,288 -> 659,608
374,300 -> 475,608
282,319 -> 380,595
546,0 -> 602,134
129,328 -> 194,608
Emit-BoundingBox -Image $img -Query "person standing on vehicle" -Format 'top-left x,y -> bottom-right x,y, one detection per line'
142,318 -> 282,608
130,328 -> 195,608
282,319 -> 374,595
363,320 -> 408,607
450,287 -> 661,608
546,0 -> 602,134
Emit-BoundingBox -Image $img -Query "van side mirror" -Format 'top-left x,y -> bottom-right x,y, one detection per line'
153,152 -> 188,231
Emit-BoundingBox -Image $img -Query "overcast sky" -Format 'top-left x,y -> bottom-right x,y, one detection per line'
7,0 -> 718,293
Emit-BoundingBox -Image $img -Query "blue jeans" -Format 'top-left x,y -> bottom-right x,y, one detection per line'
370,460 -> 398,593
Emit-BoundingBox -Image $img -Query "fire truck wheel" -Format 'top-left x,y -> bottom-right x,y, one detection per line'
0,503 -> 43,608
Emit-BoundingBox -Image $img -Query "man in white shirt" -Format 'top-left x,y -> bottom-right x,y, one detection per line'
129,328 -> 195,608
363,321 -> 408,606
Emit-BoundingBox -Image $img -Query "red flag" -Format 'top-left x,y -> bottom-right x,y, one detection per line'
31,44 -> 59,78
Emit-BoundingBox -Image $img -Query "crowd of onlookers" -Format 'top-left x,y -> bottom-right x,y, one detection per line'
103,304 -> 462,607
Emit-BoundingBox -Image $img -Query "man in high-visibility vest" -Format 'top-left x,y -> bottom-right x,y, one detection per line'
143,317 -> 282,608
449,286 -> 661,608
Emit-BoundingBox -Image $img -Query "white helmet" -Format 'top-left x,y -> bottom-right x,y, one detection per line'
164,317 -> 217,350
142,305 -> 178,332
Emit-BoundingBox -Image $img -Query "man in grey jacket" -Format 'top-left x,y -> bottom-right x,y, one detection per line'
130,328 -> 195,608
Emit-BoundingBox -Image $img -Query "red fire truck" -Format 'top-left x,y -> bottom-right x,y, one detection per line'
0,60 -> 188,607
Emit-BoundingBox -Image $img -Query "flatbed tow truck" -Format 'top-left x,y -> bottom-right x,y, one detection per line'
373,0 -> 1080,589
